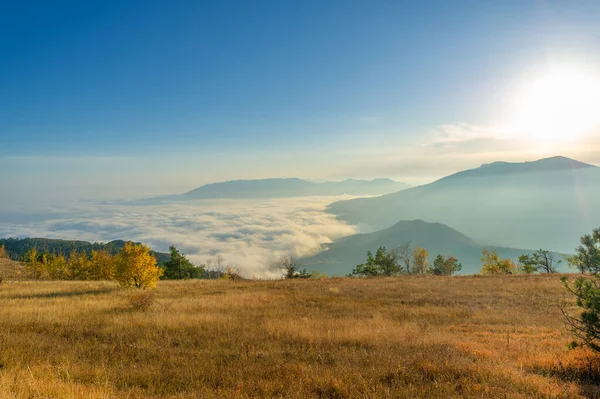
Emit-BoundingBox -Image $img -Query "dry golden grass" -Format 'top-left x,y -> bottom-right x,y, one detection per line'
0,275 -> 597,398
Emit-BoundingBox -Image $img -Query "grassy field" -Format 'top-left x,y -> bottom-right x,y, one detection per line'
0,275 -> 598,398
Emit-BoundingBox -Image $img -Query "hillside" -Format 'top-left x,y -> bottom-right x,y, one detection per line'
0,257 -> 26,280
0,238 -> 171,264
327,156 -> 600,253
180,177 -> 411,199
300,220 -> 538,275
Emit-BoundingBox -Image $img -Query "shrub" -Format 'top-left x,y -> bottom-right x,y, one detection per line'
278,254 -> 310,279
128,292 -> 155,311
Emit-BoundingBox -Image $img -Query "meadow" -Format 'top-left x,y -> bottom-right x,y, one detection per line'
0,274 -> 598,398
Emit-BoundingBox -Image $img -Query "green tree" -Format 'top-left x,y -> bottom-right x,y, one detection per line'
518,250 -> 560,274
432,255 -> 462,276
567,228 -> 600,274
351,247 -> 402,277
115,242 -> 163,289
562,228 -> 600,351
162,246 -> 204,279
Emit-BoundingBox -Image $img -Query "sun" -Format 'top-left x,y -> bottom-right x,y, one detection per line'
509,66 -> 600,142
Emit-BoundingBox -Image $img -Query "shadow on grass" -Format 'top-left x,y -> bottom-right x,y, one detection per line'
6,287 -> 117,300
528,349 -> 600,398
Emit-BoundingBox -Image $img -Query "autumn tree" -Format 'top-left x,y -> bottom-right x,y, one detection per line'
46,253 -> 68,280
114,242 -> 163,289
432,255 -> 462,276
518,250 -> 560,274
480,249 -> 516,275
0,245 -> 8,259
66,250 -> 93,280
351,247 -> 402,277
90,249 -> 116,280
24,248 -> 45,279
411,246 -> 430,275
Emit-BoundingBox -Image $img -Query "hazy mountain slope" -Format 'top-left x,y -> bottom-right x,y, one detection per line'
327,157 -> 600,253
181,178 -> 411,199
299,220 -> 540,276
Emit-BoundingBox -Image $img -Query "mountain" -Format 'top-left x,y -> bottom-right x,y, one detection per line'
327,156 -> 600,253
181,178 -> 411,199
0,238 -> 171,264
300,220 -> 537,276
439,156 -> 595,180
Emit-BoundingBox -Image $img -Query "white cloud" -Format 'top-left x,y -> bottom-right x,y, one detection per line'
0,197 -> 359,279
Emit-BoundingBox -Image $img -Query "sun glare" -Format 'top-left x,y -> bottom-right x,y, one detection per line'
510,67 -> 600,142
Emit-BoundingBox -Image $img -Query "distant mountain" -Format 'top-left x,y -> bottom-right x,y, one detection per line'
179,178 -> 411,199
327,156 -> 600,253
441,156 -> 595,180
0,238 -> 171,264
300,220 -> 537,276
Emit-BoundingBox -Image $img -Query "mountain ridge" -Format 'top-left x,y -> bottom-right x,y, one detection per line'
181,177 -> 411,199
440,156 -> 596,181
326,156 -> 600,253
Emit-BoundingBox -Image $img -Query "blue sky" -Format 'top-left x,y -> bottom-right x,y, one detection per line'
2,0 -> 600,199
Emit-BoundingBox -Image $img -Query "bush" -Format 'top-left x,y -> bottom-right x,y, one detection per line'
128,292 -> 155,311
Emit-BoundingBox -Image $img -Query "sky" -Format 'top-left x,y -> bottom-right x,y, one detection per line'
2,0 -> 600,201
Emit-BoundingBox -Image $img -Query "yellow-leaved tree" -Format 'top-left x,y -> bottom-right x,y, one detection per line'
412,246 -> 430,275
66,250 -> 92,280
0,245 -> 8,259
24,248 -> 46,279
115,242 -> 163,289
480,249 -> 516,275
90,249 -> 116,281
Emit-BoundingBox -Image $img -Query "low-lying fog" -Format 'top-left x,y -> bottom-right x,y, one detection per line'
0,196 -> 359,278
